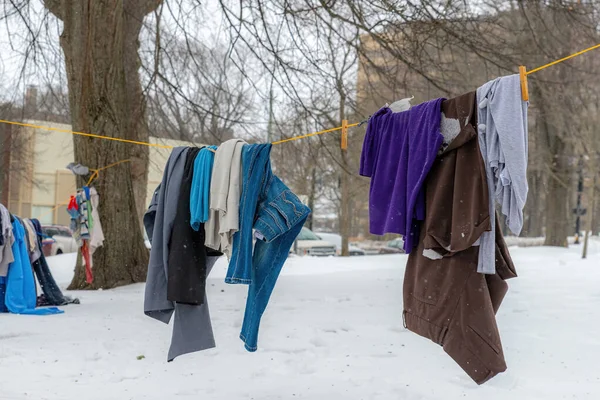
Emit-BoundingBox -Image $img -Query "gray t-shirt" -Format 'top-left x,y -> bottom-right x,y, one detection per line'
476,74 -> 529,274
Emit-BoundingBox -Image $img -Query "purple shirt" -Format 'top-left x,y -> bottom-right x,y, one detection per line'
360,98 -> 444,252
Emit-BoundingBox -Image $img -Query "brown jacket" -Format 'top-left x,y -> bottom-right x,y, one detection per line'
403,92 -> 518,385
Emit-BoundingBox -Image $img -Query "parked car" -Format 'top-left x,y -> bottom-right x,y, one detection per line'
378,238 -> 405,254
294,227 -> 336,257
315,232 -> 366,256
41,225 -> 78,257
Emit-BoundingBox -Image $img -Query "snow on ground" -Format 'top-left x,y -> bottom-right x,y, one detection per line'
1,243 -> 600,400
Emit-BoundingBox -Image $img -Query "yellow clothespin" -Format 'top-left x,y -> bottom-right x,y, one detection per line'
341,119 -> 348,150
519,66 -> 529,101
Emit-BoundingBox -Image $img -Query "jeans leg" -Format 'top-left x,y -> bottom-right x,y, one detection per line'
239,215 -> 307,351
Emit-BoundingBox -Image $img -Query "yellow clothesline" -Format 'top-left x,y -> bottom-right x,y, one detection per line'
85,159 -> 132,186
0,43 -> 599,148
0,118 -> 356,149
519,42 -> 600,101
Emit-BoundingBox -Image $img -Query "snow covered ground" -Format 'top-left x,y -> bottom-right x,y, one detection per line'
2,243 -> 600,399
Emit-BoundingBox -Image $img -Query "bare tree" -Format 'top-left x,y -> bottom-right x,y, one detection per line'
39,0 -> 163,289
146,41 -> 255,144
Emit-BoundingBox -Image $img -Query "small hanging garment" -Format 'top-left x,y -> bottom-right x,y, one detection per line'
89,187 -> 104,255
67,188 -> 96,283
360,98 -> 445,253
65,162 -> 90,176
77,190 -> 91,240
81,240 -> 93,284
67,195 -> 79,240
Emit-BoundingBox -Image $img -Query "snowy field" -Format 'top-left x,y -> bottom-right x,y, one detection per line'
2,243 -> 600,400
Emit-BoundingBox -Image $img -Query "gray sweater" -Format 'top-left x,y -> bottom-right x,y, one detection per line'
205,139 -> 245,256
476,74 -> 529,274
144,146 -> 218,361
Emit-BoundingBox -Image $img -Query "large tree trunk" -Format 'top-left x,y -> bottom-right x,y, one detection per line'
544,163 -> 571,247
45,0 -> 161,289
531,77 -> 572,248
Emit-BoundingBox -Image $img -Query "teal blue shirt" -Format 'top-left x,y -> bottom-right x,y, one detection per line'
190,146 -> 218,230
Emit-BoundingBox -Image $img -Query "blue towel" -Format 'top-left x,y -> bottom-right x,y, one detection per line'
190,146 -> 218,230
5,218 -> 63,315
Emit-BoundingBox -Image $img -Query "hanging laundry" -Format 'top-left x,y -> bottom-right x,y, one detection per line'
0,203 -> 15,277
360,98 -> 445,253
421,92 -> 490,260
226,143 -> 310,352
65,162 -> 90,176
88,187 -> 104,255
29,218 -> 78,306
476,74 -> 529,274
78,190 -> 92,240
81,240 -> 93,284
67,195 -> 79,240
190,145 -> 218,229
386,95 -> 413,113
0,276 -> 7,312
168,147 -> 214,305
205,138 -> 245,257
18,218 -> 38,300
5,217 -> 63,315
403,92 -> 517,385
67,188 -> 96,283
23,218 -> 37,254
146,144 -> 310,359
145,147 -> 219,361
23,219 -> 42,263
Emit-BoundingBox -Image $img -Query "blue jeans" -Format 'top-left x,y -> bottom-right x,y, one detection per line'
227,144 -> 310,351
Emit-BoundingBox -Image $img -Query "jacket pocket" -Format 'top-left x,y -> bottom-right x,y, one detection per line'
255,187 -> 308,243
466,324 -> 501,355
